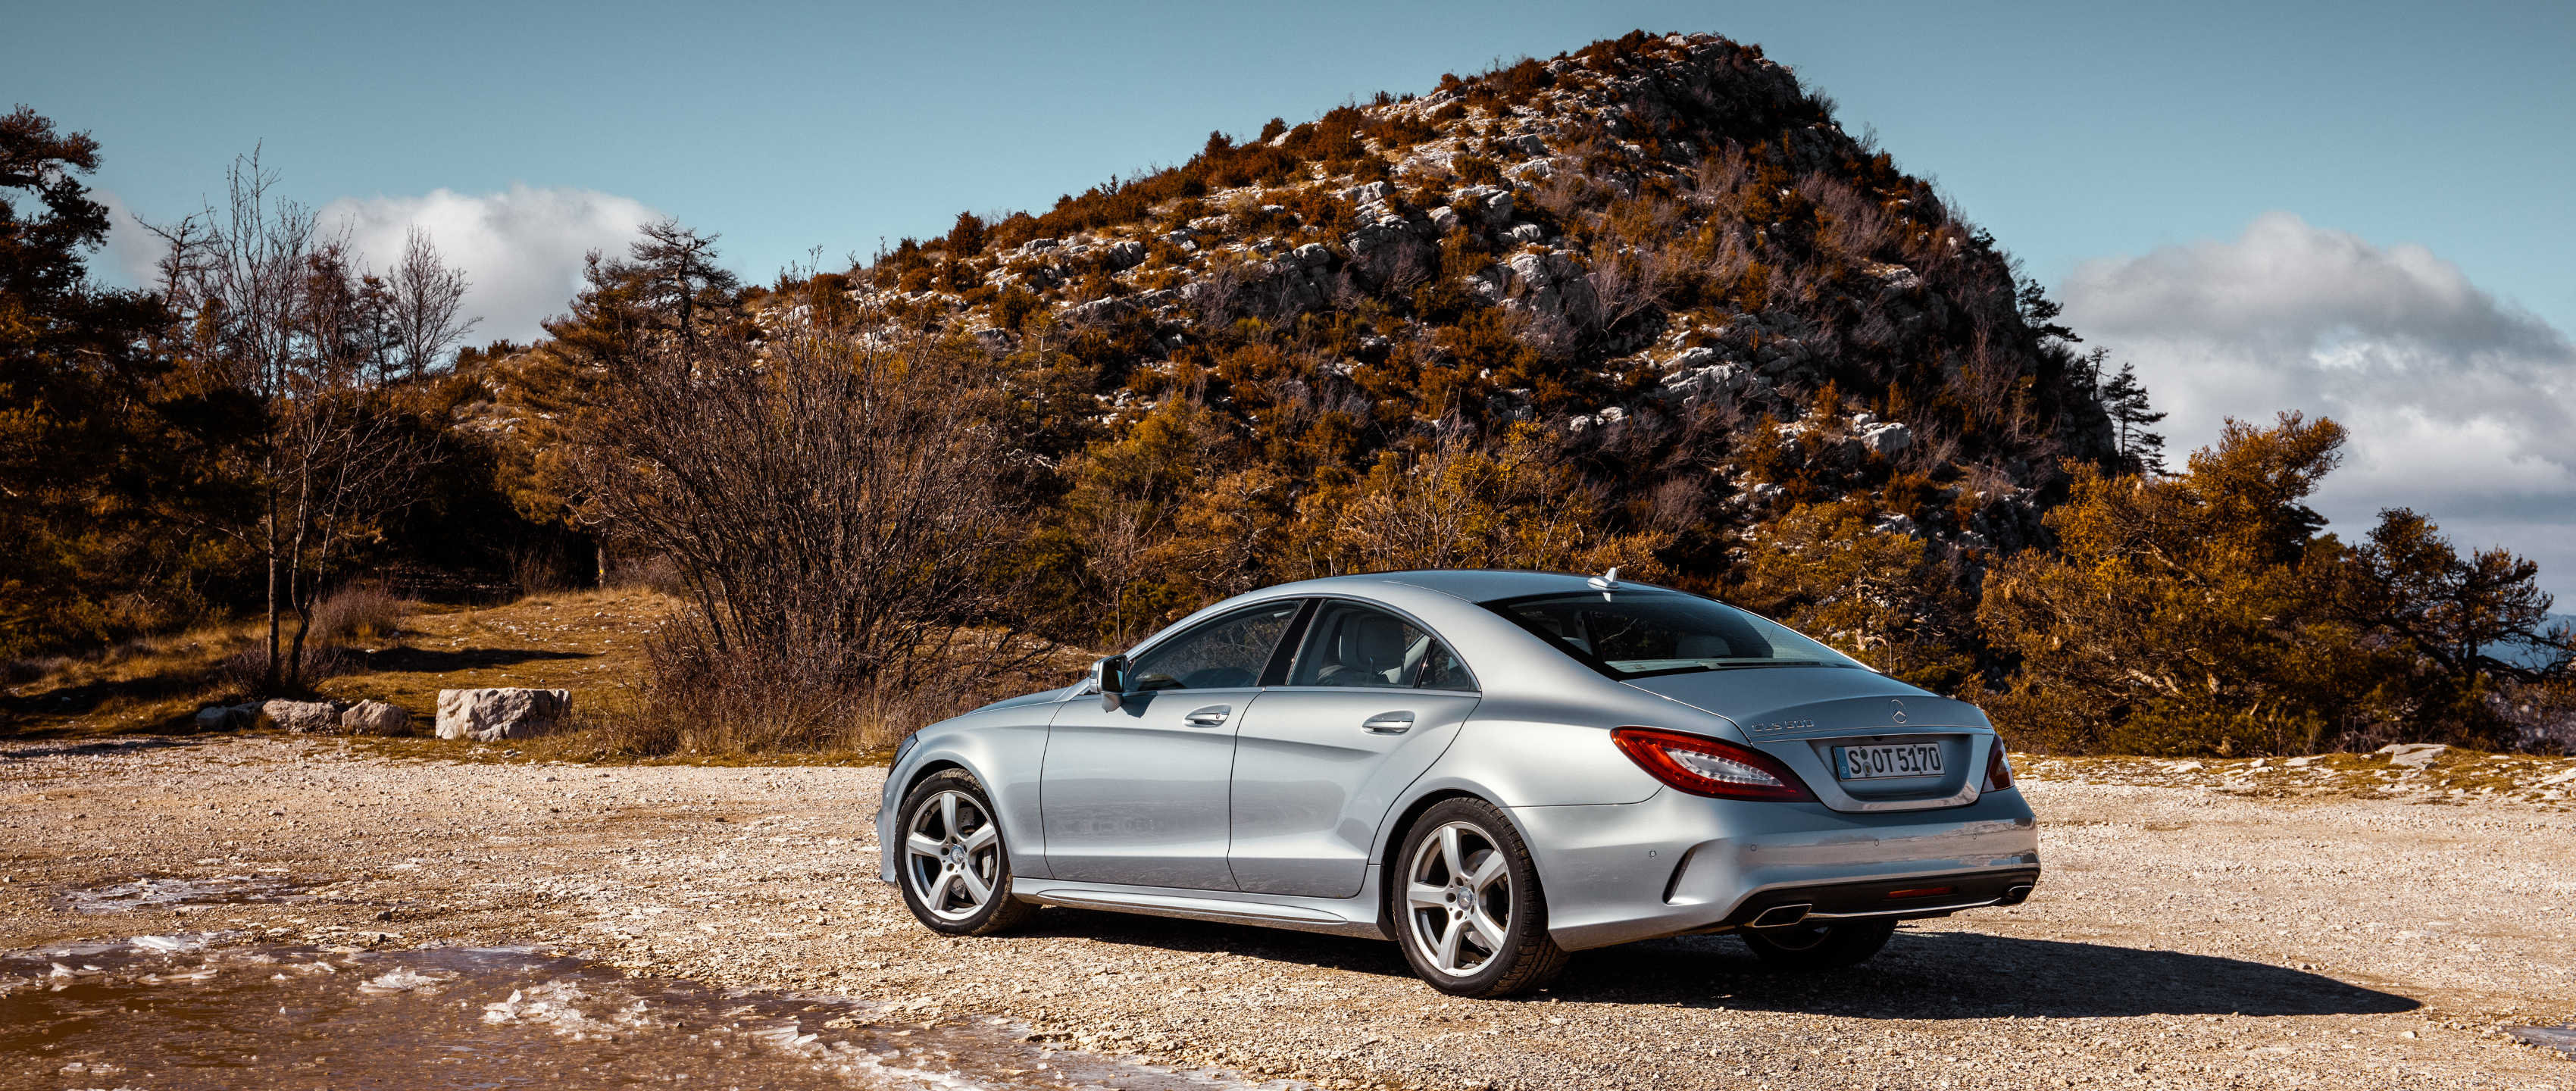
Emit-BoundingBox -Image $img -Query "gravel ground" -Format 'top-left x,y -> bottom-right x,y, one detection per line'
3,735 -> 2571,1090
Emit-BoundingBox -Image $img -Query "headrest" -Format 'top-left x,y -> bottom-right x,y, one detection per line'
1341,615 -> 1408,671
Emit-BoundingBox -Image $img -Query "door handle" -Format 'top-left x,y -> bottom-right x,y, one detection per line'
1183,705 -> 1231,727
1361,711 -> 1415,734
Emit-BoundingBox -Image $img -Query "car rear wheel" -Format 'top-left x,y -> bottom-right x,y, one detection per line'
1739,918 -> 1895,969
1391,798 -> 1568,997
898,770 -> 1035,936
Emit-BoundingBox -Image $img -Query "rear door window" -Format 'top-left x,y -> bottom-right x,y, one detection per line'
1287,602 -> 1475,692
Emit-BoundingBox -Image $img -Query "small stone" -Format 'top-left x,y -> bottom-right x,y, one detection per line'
258,699 -> 340,734
339,700 -> 411,736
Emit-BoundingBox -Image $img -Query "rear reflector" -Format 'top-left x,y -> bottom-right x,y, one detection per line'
1884,886 -> 1956,899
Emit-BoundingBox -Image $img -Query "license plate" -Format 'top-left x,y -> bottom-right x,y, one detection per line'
1837,742 -> 1944,780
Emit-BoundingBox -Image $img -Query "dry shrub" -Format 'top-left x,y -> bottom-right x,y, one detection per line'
549,259 -> 1054,756
308,583 -> 406,644
596,617 -> 1082,758
603,554 -> 685,596
212,639 -> 355,694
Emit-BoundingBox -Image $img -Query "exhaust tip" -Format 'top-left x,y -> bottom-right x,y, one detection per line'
1748,903 -> 1812,928
1998,883 -> 2034,905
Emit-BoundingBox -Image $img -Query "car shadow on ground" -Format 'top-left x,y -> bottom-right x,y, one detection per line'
1034,910 -> 2418,1019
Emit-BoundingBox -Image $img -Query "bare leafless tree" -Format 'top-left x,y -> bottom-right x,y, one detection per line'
383,227 -> 477,376
147,152 -> 460,691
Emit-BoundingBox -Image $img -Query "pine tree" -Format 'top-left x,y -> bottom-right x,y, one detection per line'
2098,361 -> 2167,475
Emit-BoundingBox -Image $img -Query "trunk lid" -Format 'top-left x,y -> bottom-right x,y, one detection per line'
1622,667 -> 1996,812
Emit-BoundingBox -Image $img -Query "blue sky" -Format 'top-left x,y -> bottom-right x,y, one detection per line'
16,0 -> 2576,593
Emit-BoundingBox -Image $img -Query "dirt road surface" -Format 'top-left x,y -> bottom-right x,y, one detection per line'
3,736 -> 2571,1089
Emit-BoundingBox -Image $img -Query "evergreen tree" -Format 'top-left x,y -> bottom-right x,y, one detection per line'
2099,361 -> 2167,474
0,106 -> 192,654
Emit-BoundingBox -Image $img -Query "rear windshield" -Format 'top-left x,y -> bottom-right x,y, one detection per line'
1484,590 -> 1864,679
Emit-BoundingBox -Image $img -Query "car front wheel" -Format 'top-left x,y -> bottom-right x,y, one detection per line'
897,769 -> 1035,936
1391,798 -> 1568,997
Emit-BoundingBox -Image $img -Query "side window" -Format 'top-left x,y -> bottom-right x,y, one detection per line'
1126,602 -> 1299,692
1289,602 -> 1475,691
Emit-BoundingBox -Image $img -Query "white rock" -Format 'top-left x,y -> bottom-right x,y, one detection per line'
339,699 -> 411,736
1340,181 -> 1391,205
1664,346 -> 1721,371
2376,742 -> 2449,769
1857,420 -> 1915,458
258,699 -> 340,734
435,688 -> 571,742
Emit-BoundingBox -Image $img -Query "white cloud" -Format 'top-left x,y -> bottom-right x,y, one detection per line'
317,185 -> 661,345
2060,211 -> 2576,598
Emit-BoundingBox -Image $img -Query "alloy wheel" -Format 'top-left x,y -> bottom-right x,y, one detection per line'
1404,821 -> 1513,977
903,789 -> 1001,922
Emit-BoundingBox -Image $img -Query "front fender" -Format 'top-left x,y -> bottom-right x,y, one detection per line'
876,703 -> 1061,884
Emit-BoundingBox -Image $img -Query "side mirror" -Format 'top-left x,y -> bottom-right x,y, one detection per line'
1092,655 -> 1130,711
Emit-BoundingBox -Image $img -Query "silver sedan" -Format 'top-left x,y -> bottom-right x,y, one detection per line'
878,570 -> 2040,996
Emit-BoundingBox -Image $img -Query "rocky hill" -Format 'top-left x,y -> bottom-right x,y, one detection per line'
797,31 -> 2121,629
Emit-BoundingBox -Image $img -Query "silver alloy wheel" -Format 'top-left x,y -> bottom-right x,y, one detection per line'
1404,821 -> 1512,978
903,789 -> 1001,922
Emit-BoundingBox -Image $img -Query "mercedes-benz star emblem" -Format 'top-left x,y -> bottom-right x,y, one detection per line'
1890,699 -> 1908,724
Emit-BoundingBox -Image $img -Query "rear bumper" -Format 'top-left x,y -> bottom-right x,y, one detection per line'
1510,787 -> 2041,951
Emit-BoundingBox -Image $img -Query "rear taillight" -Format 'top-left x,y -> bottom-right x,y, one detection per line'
1611,727 -> 1816,802
1984,738 -> 2014,791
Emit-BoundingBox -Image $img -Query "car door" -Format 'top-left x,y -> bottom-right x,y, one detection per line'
1228,600 -> 1480,898
1040,600 -> 1303,890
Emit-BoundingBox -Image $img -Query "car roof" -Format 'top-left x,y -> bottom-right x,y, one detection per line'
1285,569 -> 1673,604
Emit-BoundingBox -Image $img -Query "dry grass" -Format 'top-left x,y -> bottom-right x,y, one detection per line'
2021,749 -> 2576,808
0,588 -> 674,742
2,583 -> 1097,766
314,587 -> 672,725
0,621 -> 265,736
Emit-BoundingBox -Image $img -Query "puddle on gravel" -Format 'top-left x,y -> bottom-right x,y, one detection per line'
1,939 -> 1300,1090
2509,1025 -> 2576,1056
55,874 -> 314,914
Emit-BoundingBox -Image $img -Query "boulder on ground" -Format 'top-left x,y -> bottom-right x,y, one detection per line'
340,699 -> 411,736
193,703 -> 258,731
258,699 -> 341,734
436,688 -> 571,742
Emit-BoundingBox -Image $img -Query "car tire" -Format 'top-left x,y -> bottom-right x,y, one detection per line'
1738,918 -> 1896,969
1390,798 -> 1569,998
896,769 -> 1035,936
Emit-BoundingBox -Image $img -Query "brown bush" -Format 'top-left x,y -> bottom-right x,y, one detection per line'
307,583 -> 407,645
596,615 -> 1082,757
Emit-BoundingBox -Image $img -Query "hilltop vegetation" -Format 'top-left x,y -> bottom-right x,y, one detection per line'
3,33 -> 2571,755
